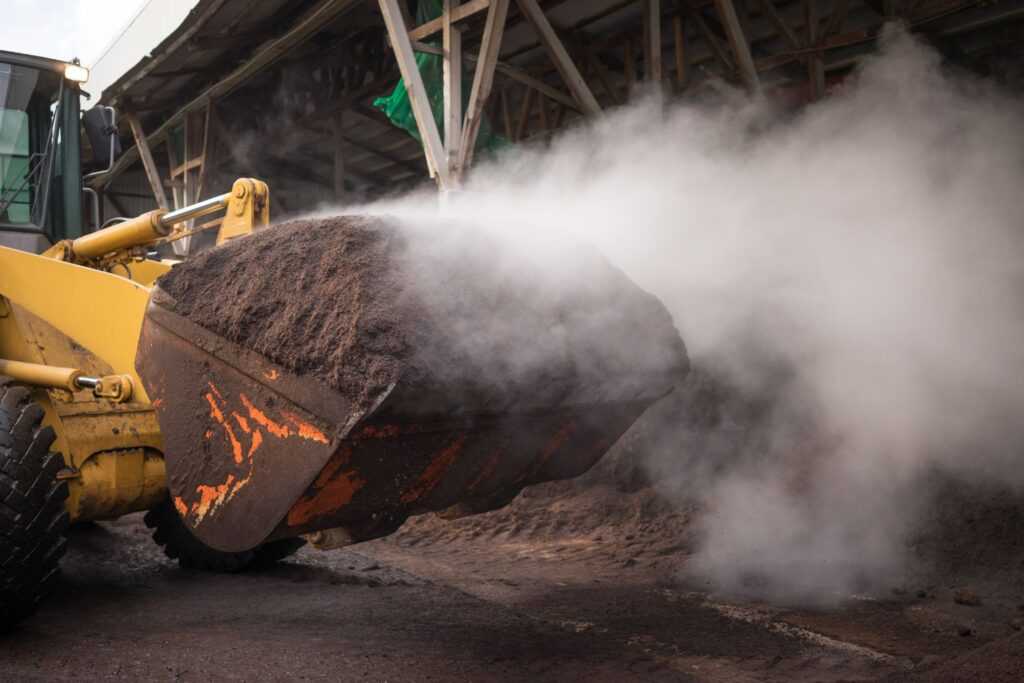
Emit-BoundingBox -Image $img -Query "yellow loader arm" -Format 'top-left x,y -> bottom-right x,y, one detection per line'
0,178 -> 269,404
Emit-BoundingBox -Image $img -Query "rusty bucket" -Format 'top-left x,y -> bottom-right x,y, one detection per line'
137,288 -> 684,553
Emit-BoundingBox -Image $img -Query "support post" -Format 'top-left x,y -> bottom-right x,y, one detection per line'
500,88 -> 513,138
124,109 -> 170,211
824,0 -> 853,35
378,0 -> 452,190
458,0 -> 510,171
443,0 -> 463,173
195,99 -> 217,202
331,111 -> 345,202
515,87 -> 534,141
712,0 -> 762,94
689,10 -> 733,73
643,0 -> 662,84
164,139 -> 182,210
623,36 -> 636,99
805,0 -> 825,101
183,111 -> 205,208
758,0 -> 802,50
673,15 -> 689,92
583,47 -> 622,105
514,0 -> 601,117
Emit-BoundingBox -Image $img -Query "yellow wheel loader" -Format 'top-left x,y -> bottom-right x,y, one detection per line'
0,50 -> 688,630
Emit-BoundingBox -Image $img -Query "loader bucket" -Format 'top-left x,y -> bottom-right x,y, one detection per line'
135,216 -> 689,553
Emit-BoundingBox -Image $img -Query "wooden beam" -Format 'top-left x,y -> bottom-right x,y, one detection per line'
189,28 -> 278,52
587,49 -> 624,105
689,10 -> 734,72
343,131 -> 425,175
149,65 -> 211,79
673,15 -> 689,91
332,111 -> 346,201
443,0 -> 464,171
458,0 -> 510,172
551,100 -> 564,129
515,87 -> 534,141
824,0 -> 853,35
179,109 -> 205,254
500,88 -> 513,138
171,158 -> 204,178
378,0 -> 452,189
413,39 -> 579,110
623,35 -> 636,98
805,0 -> 826,101
515,0 -> 601,117
500,0 -> 632,64
165,139 -> 182,209
196,100 -> 218,201
183,111 -> 202,207
643,0 -> 663,83
124,109 -> 169,211
105,191 -> 130,218
712,0 -> 762,93
757,0 -> 802,50
410,0 -> 490,41
495,63 -> 575,109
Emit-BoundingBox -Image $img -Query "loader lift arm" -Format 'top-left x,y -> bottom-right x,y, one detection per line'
0,178 -> 270,404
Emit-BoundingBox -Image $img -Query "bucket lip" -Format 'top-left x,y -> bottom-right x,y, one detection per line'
142,292 -> 362,425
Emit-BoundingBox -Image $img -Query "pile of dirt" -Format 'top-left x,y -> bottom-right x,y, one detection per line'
156,215 -> 689,414
911,479 -> 1024,594
898,632 -> 1024,681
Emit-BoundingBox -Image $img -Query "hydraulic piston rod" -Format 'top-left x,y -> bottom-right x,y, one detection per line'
58,194 -> 231,263
159,194 -> 229,227
48,179 -> 267,267
0,359 -> 134,402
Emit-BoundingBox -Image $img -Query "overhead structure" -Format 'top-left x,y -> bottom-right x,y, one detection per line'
86,0 -> 1024,215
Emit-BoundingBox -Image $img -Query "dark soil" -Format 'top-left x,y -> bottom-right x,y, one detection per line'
155,215 -> 689,413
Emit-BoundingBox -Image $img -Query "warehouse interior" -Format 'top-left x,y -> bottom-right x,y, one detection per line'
86,0 -> 1024,225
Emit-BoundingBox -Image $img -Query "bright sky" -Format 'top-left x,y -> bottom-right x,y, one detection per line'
0,0 -> 148,66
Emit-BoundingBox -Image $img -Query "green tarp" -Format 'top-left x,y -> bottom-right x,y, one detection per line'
373,0 -> 504,156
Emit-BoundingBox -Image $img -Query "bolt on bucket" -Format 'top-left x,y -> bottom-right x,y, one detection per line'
135,216 -> 689,552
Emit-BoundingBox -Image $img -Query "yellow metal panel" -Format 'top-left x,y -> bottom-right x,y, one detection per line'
0,246 -> 152,402
121,259 -> 173,286
65,449 -> 167,521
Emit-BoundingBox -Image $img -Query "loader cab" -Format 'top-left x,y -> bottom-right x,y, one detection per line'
0,50 -> 85,254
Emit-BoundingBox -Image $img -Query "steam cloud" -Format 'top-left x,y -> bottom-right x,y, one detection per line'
318,31 -> 1024,603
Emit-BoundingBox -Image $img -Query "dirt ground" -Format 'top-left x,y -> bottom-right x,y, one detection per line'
5,369 -> 1024,681
2,477 -> 1023,682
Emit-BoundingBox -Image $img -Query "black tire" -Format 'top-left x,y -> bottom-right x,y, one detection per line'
144,497 -> 304,572
0,378 -> 69,632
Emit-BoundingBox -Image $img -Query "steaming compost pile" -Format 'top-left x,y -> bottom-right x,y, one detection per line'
155,214 -> 689,413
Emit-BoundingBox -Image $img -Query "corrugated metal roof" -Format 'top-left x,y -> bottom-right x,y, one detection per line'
89,0 -> 202,100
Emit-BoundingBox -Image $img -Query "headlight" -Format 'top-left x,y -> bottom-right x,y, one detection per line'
64,63 -> 90,83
